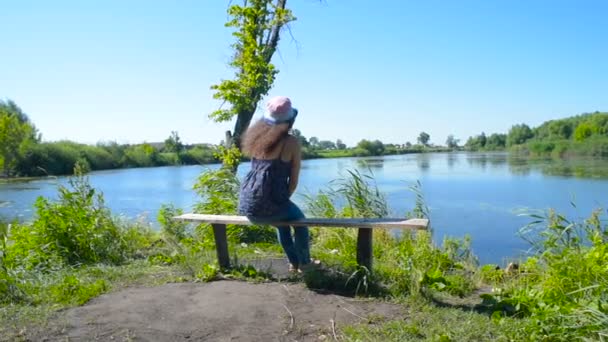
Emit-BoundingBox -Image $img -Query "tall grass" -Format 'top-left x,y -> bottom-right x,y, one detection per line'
303,169 -> 478,297
0,166 -> 162,307
481,208 -> 608,340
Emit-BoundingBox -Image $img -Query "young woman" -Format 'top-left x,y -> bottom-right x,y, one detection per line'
238,96 -> 311,272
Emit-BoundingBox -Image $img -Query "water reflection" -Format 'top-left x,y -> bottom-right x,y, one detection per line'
503,156 -> 608,179
466,154 -> 487,170
507,156 -> 532,176
447,153 -> 458,169
356,158 -> 384,170
417,154 -> 430,172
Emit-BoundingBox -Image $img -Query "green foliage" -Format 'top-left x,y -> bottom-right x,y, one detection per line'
0,100 -> 37,176
214,145 -> 242,171
445,134 -> 459,149
15,140 -> 219,177
486,133 -> 507,150
418,132 -> 431,146
80,144 -> 115,170
507,123 -> 534,147
573,121 -> 596,141
158,204 -> 189,241
351,147 -> 372,157
193,167 -> 240,216
0,222 -> 25,304
303,190 -> 339,218
356,139 -> 385,156
304,170 -> 477,298
467,112 -> 608,157
465,132 -> 507,151
0,174 -> 162,310
223,263 -> 273,282
195,263 -> 219,282
157,152 -> 179,165
342,296 -> 529,341
4,171 -> 144,270
210,0 -> 295,155
180,146 -> 218,164
192,163 -> 275,244
481,209 -> 608,340
210,0 -> 294,122
122,143 -> 159,167
45,275 -> 108,305
335,169 -> 388,218
19,141 -> 82,176
163,131 -> 184,154
317,140 -> 337,150
0,99 -> 220,176
336,139 -> 347,149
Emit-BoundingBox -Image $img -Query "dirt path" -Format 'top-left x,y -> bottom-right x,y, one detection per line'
36,280 -> 402,341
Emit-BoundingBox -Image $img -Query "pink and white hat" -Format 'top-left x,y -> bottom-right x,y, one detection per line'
263,96 -> 298,125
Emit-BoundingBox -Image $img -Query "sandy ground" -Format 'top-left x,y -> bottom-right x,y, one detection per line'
33,280 -> 401,342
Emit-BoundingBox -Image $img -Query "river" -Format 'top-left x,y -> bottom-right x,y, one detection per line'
2,152 -> 607,264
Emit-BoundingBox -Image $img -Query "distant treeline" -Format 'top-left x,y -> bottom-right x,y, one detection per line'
16,140 -> 219,177
5,98 -> 603,177
0,100 -> 218,177
0,99 -> 443,177
294,129 -> 447,159
464,111 -> 608,157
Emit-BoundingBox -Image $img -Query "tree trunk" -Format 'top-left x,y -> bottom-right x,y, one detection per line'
232,107 -> 256,151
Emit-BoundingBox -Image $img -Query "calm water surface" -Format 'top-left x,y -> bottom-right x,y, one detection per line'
2,152 -> 607,264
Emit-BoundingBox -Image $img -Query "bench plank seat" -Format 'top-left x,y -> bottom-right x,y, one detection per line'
174,214 -> 428,230
173,214 -> 429,271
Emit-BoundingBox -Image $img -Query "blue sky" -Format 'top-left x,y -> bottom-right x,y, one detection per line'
1,0 -> 607,146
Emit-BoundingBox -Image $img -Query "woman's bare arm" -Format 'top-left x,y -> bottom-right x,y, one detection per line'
288,137 -> 301,196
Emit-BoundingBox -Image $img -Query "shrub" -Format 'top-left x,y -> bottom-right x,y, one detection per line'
482,209 -> 608,340
0,222 -> 25,303
5,169 -> 132,270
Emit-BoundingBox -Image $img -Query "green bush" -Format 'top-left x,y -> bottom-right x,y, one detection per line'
6,171 -> 133,270
80,145 -> 115,170
122,144 -> 158,168
482,209 -> 608,340
158,204 -> 189,241
0,221 -> 25,303
528,140 -> 555,156
157,152 -> 179,166
351,147 -> 372,157
17,142 -> 80,176
181,146 -> 218,164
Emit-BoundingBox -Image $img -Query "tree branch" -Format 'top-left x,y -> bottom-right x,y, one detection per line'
263,0 -> 287,62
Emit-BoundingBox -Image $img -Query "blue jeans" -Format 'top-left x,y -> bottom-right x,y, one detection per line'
249,201 -> 311,266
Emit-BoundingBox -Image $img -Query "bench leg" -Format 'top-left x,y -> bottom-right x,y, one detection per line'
211,224 -> 230,269
356,227 -> 373,271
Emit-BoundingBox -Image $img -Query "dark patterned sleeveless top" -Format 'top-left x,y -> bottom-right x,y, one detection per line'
238,139 -> 291,217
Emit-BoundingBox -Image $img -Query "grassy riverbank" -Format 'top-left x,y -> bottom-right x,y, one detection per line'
1,168 -> 606,340
1,145 -> 450,180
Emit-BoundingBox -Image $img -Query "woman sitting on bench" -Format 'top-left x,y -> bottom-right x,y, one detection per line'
238,96 -> 312,273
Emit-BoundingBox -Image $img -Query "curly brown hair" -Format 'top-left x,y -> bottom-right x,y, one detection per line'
241,119 -> 291,158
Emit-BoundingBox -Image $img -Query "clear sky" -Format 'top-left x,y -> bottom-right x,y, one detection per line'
1,0 -> 607,147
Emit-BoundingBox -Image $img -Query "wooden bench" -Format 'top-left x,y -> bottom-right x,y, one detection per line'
173,214 -> 429,271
